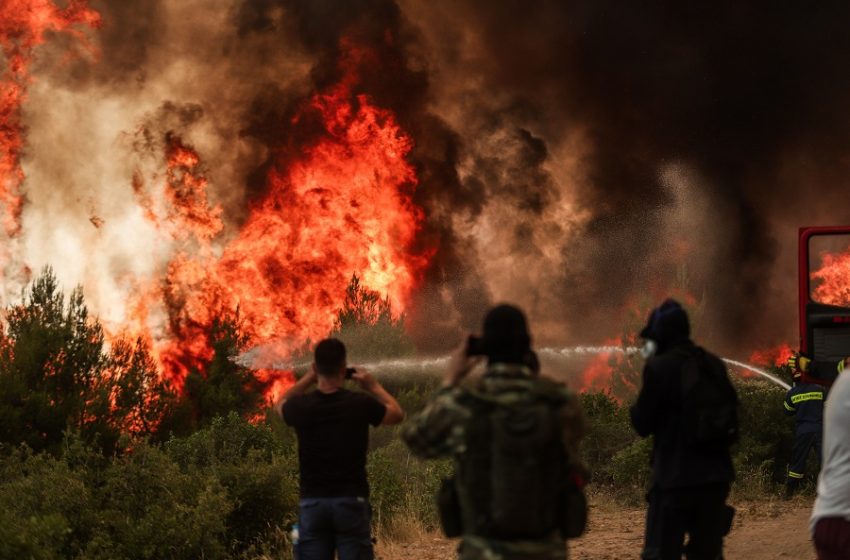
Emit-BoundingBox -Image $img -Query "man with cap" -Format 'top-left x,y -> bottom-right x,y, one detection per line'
631,299 -> 737,560
403,304 -> 587,560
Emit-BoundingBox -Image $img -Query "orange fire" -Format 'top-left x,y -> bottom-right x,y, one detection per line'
126,41 -> 431,400
578,337 -> 641,398
748,342 -> 793,368
581,348 -> 618,392
0,0 -> 99,279
3,4 -> 430,411
812,248 -> 850,307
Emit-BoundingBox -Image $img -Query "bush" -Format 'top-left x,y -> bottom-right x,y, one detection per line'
0,446 -> 93,559
166,413 -> 299,547
328,275 -> 415,361
0,414 -> 299,559
367,436 -> 452,532
0,268 -> 173,455
84,443 -> 231,560
579,391 -> 647,500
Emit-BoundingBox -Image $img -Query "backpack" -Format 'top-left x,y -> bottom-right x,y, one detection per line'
438,376 -> 587,541
677,347 -> 739,448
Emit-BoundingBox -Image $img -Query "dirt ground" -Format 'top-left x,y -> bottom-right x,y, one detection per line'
377,497 -> 817,559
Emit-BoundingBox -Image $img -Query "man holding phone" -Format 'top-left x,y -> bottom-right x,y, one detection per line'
276,338 -> 404,560
402,304 -> 587,559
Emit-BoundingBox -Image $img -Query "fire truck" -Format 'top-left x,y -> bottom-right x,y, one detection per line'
798,226 -> 850,385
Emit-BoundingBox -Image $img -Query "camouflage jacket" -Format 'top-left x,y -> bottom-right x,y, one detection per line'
402,363 -> 587,559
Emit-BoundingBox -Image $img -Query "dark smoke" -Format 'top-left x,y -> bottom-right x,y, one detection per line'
32,0 -> 850,354
400,0 -> 850,350
233,0 -> 495,348
182,1 -> 850,349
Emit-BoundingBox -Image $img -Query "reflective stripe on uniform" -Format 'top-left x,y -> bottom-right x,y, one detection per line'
784,401 -> 795,411
788,471 -> 804,479
790,391 -> 823,404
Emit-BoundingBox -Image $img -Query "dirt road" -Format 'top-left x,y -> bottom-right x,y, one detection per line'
378,498 -> 816,559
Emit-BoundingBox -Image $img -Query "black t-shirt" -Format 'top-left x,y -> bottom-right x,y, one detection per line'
283,389 -> 386,498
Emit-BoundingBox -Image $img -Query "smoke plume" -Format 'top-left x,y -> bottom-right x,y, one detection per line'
6,0 -> 850,365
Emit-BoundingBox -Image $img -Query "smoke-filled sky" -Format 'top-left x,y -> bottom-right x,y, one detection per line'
7,0 -> 850,358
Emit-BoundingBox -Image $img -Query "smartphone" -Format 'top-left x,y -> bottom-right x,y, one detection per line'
345,367 -> 357,379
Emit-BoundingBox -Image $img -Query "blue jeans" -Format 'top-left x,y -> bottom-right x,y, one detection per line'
296,497 -> 374,560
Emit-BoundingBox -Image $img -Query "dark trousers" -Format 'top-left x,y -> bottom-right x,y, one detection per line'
296,497 -> 374,560
814,517 -> 850,560
641,482 -> 733,560
787,430 -> 822,488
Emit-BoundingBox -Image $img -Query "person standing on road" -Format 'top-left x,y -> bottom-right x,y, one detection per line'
276,338 -> 405,560
631,299 -> 738,560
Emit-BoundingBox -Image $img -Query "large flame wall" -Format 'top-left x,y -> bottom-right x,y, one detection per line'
5,0 -> 850,378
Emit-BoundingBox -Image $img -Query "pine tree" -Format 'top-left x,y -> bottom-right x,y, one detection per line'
0,268 -> 171,454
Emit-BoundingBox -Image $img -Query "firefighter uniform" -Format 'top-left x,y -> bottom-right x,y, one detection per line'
783,381 -> 826,494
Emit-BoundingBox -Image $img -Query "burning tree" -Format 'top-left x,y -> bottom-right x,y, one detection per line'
157,311 -> 274,438
329,274 -> 415,361
0,268 -> 169,454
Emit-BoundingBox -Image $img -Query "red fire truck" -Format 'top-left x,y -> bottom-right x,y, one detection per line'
798,226 -> 850,385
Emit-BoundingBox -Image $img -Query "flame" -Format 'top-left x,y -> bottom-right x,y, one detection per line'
2,6 -> 430,413
125,41 -> 431,401
0,0 -> 99,280
581,348 -> 617,391
578,337 -> 638,396
748,342 -> 793,368
812,247 -> 850,307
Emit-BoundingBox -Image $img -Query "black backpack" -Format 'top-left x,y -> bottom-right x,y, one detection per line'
438,377 -> 587,541
677,347 -> 739,448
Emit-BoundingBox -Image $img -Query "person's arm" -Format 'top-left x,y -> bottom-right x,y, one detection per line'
442,336 -> 485,388
402,339 -> 480,458
783,388 -> 797,416
630,361 -> 662,437
351,370 -> 404,425
274,368 -> 317,418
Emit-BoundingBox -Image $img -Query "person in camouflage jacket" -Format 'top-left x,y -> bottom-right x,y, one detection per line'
403,304 -> 587,560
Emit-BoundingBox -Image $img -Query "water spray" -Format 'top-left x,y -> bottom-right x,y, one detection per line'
539,346 -> 790,390
278,345 -> 790,391
721,358 -> 790,390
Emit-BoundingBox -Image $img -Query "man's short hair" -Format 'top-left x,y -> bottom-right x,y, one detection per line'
314,338 -> 347,376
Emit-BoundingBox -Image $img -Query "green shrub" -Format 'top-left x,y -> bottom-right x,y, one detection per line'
367,436 -> 452,531
734,379 -> 795,485
328,275 -> 415,361
0,354 -> 800,556
166,413 -> 299,547
579,391 -> 645,490
0,414 -> 299,559
84,443 -> 231,560
367,440 -> 407,528
0,446 -> 92,558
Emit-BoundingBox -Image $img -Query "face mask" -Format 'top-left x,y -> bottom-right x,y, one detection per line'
640,339 -> 657,359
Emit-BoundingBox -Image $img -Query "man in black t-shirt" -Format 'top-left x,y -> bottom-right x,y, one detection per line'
277,338 -> 404,560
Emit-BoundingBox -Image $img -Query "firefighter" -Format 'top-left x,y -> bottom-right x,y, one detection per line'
783,353 -> 827,497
